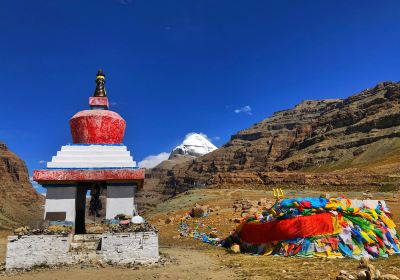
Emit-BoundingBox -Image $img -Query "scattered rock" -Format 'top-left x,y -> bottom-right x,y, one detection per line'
354,260 -> 398,280
165,217 -> 174,224
320,193 -> 330,199
381,274 -> 400,280
107,222 -> 157,233
115,214 -> 133,220
336,270 -> 355,280
357,271 -> 366,280
366,264 -> 380,279
210,206 -> 221,212
232,204 -> 241,212
86,225 -> 104,234
229,244 -> 240,254
13,225 -> 72,236
14,226 -> 30,235
248,207 -> 259,214
194,203 -> 209,212
241,212 -> 249,218
191,207 -> 205,218
359,257 -> 370,268
362,191 -> 373,199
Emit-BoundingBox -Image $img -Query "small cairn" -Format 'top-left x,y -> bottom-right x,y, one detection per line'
335,257 -> 399,280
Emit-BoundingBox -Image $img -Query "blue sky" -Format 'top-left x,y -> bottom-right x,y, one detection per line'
1,1 -> 400,191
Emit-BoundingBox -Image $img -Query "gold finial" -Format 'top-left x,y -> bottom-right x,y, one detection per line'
93,69 -> 107,97
272,188 -> 284,201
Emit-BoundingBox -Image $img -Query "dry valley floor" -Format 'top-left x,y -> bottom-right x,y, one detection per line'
1,189 -> 399,280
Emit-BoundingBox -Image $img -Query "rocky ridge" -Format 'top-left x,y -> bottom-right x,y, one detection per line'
139,81 -> 400,206
0,142 -> 44,230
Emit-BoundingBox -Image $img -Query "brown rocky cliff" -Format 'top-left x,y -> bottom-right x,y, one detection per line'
136,155 -> 194,211
142,81 -> 400,201
0,142 -> 44,229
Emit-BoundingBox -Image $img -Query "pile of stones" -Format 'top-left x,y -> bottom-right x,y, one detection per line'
106,222 -> 157,233
84,214 -> 158,233
13,225 -> 72,236
232,198 -> 274,217
336,257 -> 399,280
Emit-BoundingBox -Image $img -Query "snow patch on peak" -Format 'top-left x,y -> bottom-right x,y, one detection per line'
169,133 -> 217,159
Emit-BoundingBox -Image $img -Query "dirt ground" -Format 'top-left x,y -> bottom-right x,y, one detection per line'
1,188 -> 399,279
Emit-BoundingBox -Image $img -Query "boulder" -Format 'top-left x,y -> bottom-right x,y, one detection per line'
86,225 -> 104,234
192,207 -> 205,218
115,214 -> 133,220
232,204 -> 241,212
230,244 -> 240,254
241,212 -> 249,218
131,215 -> 145,224
248,207 -> 259,214
381,275 -> 400,280
14,226 -> 30,235
336,270 -> 355,280
359,256 -> 370,268
357,271 -> 366,280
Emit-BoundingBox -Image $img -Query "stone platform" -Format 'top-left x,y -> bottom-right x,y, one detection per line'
6,232 -> 159,270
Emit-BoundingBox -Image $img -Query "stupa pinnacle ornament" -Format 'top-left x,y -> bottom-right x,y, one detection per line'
93,69 -> 107,97
89,70 -> 110,110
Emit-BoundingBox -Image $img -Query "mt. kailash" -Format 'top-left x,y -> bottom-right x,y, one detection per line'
169,133 -> 217,159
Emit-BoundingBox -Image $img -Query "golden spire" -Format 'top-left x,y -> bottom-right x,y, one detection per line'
93,69 -> 107,97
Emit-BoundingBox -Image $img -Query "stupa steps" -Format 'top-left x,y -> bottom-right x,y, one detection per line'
51,155 -> 134,162
57,150 -> 130,156
47,161 -> 136,168
60,145 -> 128,152
46,144 -> 137,168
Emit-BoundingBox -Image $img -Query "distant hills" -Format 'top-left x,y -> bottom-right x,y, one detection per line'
138,81 -> 400,210
0,143 -> 44,230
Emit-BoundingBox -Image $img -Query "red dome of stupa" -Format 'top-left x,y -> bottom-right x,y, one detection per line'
70,110 -> 126,144
69,70 -> 126,145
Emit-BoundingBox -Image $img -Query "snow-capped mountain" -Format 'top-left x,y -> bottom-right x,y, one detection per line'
169,133 -> 217,159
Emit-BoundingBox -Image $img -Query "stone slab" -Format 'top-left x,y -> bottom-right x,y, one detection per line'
6,235 -> 73,270
101,232 -> 159,264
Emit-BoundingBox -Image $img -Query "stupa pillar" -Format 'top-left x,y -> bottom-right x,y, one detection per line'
43,185 -> 77,222
105,183 -> 137,219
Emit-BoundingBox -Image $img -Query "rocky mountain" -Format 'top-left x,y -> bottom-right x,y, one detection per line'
138,81 -> 400,208
169,133 -> 217,159
137,133 -> 217,210
0,142 -> 44,230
